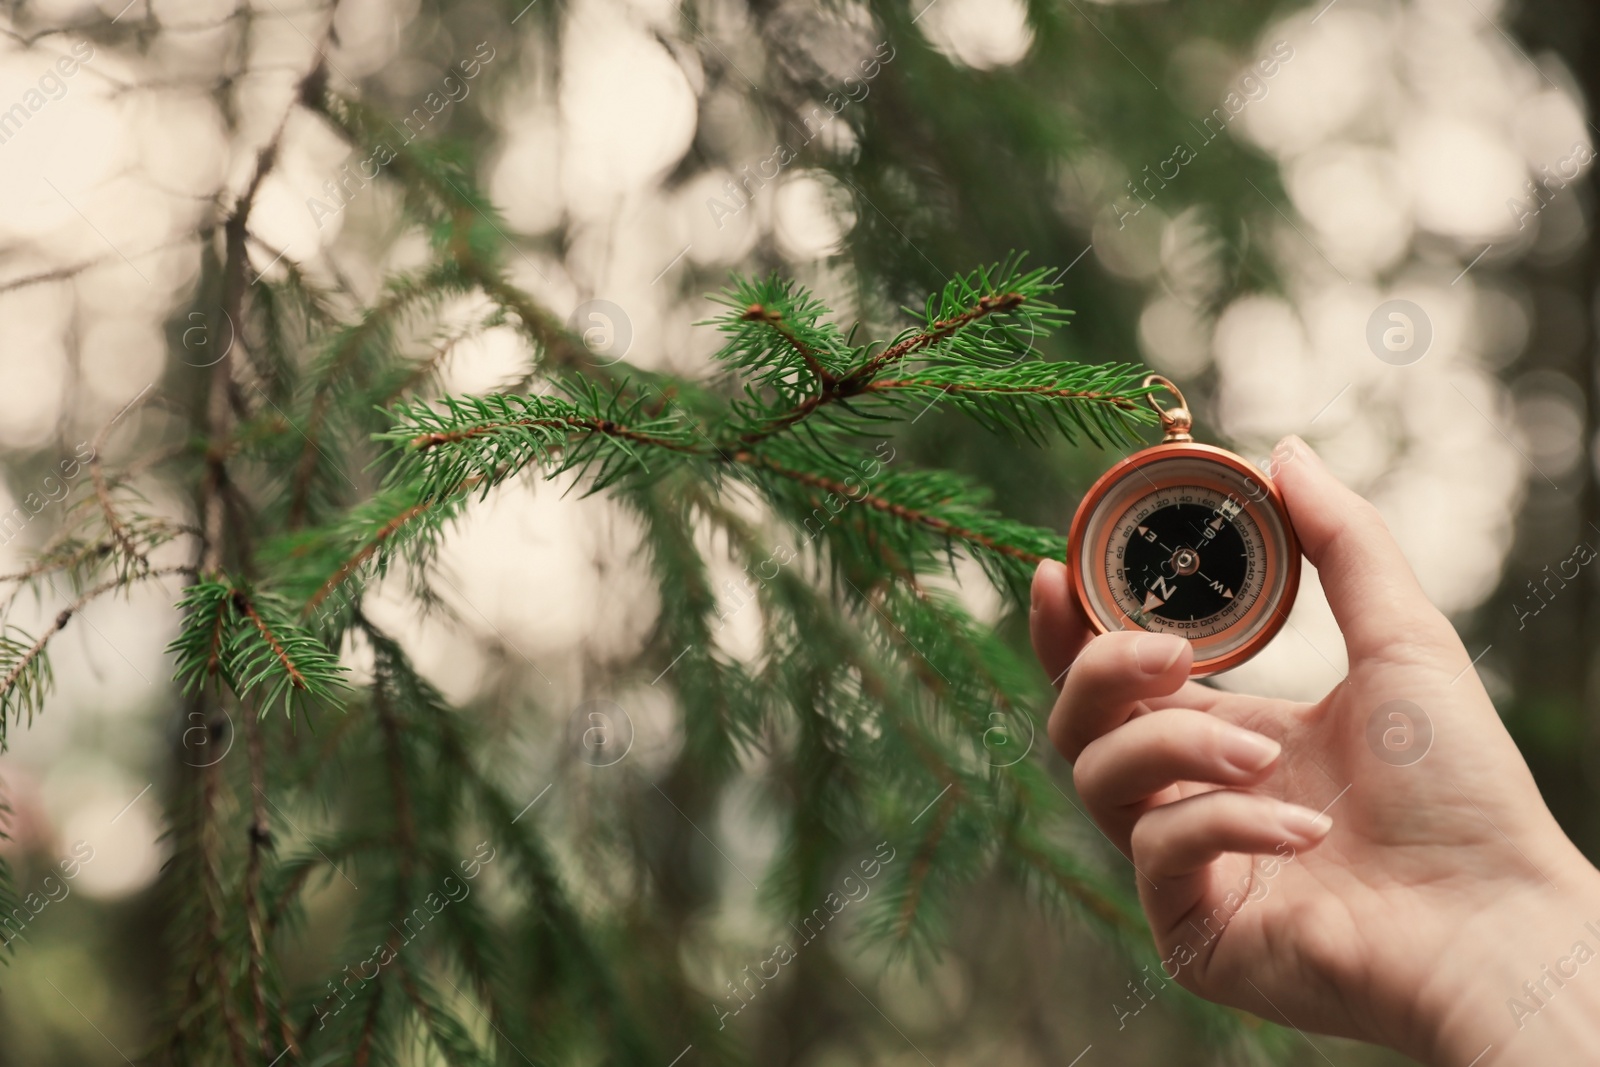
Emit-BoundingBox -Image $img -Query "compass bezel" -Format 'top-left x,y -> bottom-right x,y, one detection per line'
1065,442 -> 1301,677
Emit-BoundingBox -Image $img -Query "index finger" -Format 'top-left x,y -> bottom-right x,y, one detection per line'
1048,631 -> 1192,762
1270,436 -> 1457,661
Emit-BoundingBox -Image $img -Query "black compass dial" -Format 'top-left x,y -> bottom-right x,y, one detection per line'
1121,502 -> 1249,622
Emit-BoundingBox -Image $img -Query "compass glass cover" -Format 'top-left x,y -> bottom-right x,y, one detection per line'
1075,454 -> 1293,669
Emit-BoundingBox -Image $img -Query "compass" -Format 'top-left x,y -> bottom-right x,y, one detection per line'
1066,376 -> 1301,676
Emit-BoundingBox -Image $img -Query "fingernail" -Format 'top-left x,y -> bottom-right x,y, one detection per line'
1278,803 -> 1333,841
1220,730 -> 1281,774
1133,634 -> 1186,674
1031,559 -> 1063,612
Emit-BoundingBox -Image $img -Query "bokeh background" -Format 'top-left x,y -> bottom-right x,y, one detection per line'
0,0 -> 1596,1062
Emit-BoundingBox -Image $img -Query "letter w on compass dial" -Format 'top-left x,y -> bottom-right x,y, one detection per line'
1112,487 -> 1263,639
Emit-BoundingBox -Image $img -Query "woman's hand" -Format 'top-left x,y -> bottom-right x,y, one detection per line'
1031,436 -> 1600,1065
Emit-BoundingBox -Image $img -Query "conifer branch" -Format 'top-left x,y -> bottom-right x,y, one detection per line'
172,580 -> 348,714
381,390 -> 701,500
307,91 -> 614,380
740,302 -> 837,385
713,259 -> 1129,451
89,446 -> 145,579
690,489 -> 970,789
0,625 -> 53,745
301,499 -> 436,616
854,289 -> 1026,380
237,594 -> 307,691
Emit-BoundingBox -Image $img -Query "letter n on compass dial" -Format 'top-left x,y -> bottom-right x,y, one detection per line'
1067,447 -> 1300,677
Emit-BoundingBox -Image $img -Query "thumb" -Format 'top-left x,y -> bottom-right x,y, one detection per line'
1268,436 -> 1455,662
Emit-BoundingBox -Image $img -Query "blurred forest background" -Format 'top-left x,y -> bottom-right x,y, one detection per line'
0,0 -> 1596,1063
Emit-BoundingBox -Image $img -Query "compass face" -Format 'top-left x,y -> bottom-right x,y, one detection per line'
1068,445 -> 1299,676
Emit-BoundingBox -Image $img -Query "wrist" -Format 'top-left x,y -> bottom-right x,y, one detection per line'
1418,854 -> 1600,1065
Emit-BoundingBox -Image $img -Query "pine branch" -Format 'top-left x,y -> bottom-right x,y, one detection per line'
859,361 -> 1154,446
308,90 -> 614,378
357,622 -> 644,1062
713,276 -> 855,388
228,589 -> 347,714
856,289 -> 1026,377
710,257 -> 1144,451
0,624 -> 53,746
379,388 -> 701,500
741,303 -> 837,386
298,496 -> 443,617
171,580 -> 348,715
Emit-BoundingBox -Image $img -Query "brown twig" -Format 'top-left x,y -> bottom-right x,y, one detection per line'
854,291 -> 1026,380
233,591 -> 309,691
302,500 -> 435,616
741,303 -> 836,385
0,565 -> 195,699
734,292 -> 1027,447
409,415 -> 698,455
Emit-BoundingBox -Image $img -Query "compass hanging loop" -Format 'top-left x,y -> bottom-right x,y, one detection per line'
1142,374 -> 1193,443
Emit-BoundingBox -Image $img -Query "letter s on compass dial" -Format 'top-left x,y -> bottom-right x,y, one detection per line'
1066,445 -> 1301,676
